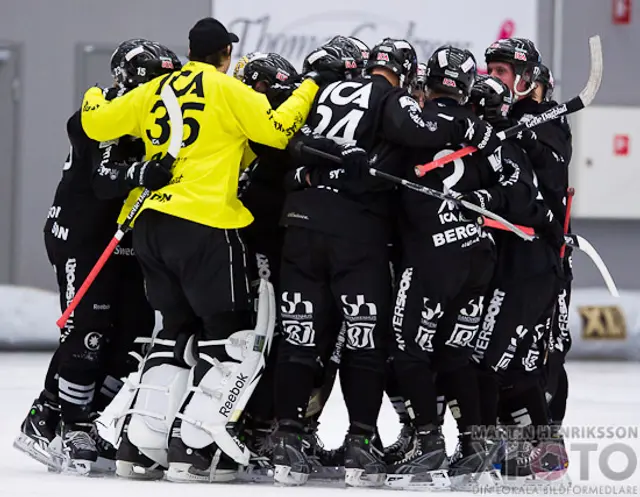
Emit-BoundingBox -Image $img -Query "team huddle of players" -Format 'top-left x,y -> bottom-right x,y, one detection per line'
14,20 -> 573,491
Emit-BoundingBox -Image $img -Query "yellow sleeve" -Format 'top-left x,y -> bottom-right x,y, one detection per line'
226,78 -> 319,150
81,86 -> 145,142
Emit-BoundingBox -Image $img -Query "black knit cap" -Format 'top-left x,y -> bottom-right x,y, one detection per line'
189,17 -> 239,58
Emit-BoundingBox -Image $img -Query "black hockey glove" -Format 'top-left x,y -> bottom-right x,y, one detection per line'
338,144 -> 370,180
125,160 -> 172,191
103,86 -> 128,101
537,215 -> 565,252
455,188 -> 500,222
459,188 -> 499,212
463,116 -> 501,157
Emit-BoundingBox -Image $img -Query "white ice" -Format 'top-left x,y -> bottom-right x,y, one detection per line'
1,353 -> 639,496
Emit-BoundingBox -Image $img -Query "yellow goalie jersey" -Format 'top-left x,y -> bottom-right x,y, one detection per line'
81,61 -> 318,229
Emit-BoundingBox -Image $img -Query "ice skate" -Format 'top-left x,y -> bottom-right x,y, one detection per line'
115,422 -> 166,480
13,395 -> 60,469
166,435 -> 238,483
501,433 -> 570,487
383,422 -> 415,464
384,428 -> 450,490
272,427 -> 311,486
343,434 -> 386,487
88,423 -> 116,473
448,433 -> 502,491
48,422 -> 98,475
302,421 -> 345,481
237,421 -> 275,483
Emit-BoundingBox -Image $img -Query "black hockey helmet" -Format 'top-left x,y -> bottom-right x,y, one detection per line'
366,38 -> 418,88
234,52 -> 298,89
485,37 -> 541,97
110,39 -> 181,89
468,75 -> 512,125
535,63 -> 555,102
425,45 -> 477,102
302,36 -> 364,80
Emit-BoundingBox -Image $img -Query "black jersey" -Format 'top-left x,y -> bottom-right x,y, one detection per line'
240,142 -> 291,237
400,99 -> 513,252
491,138 -> 563,279
44,110 -> 143,249
281,75 -> 467,244
511,98 -> 573,226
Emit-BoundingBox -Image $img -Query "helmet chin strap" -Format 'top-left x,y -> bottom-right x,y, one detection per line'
513,73 -> 536,100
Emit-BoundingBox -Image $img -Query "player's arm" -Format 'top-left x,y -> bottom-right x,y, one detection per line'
90,140 -> 133,199
80,85 -> 146,142
513,118 -> 572,200
381,94 -> 500,156
226,78 -> 319,150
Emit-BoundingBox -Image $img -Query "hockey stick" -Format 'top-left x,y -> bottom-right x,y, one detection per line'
414,35 -> 603,177
296,143 -> 535,241
56,85 -> 184,328
560,187 -> 575,258
480,217 -> 620,297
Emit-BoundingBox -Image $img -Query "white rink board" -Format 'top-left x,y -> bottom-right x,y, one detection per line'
213,0 -> 539,72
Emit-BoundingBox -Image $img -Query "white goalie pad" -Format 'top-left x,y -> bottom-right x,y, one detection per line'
178,279 -> 276,465
127,363 -> 190,467
95,369 -> 141,446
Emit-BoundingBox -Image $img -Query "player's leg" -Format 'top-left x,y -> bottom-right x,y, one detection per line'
432,247 -> 495,486
329,236 -> 391,486
120,210 -> 199,479
271,227 -> 338,485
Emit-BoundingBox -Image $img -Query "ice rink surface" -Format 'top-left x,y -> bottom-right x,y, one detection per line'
1,353 -> 639,496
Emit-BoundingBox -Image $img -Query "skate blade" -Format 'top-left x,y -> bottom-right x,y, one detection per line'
116,460 -> 165,480
502,470 -> 571,487
450,470 -> 503,492
274,465 -> 309,486
13,433 -> 57,469
92,457 -> 116,474
385,470 -> 451,490
237,464 -> 275,483
167,462 -> 237,483
345,468 -> 385,487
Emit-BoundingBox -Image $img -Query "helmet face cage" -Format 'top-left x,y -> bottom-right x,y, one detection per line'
367,38 -> 418,88
469,74 -> 513,124
425,45 -> 477,102
485,37 -> 541,97
348,36 -> 370,72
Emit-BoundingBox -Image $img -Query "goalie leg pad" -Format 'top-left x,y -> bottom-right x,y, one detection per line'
178,279 -> 275,465
127,363 -> 190,467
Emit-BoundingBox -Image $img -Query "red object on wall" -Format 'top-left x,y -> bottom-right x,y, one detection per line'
614,134 -> 630,156
613,0 -> 632,24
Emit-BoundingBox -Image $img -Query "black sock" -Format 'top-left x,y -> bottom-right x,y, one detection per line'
340,366 -> 384,430
548,365 -> 568,425
274,360 -> 316,425
500,381 -> 550,439
477,368 -> 500,426
437,364 -> 481,433
393,360 -> 438,427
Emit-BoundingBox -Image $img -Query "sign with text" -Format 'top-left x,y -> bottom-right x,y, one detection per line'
214,0 -> 538,73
